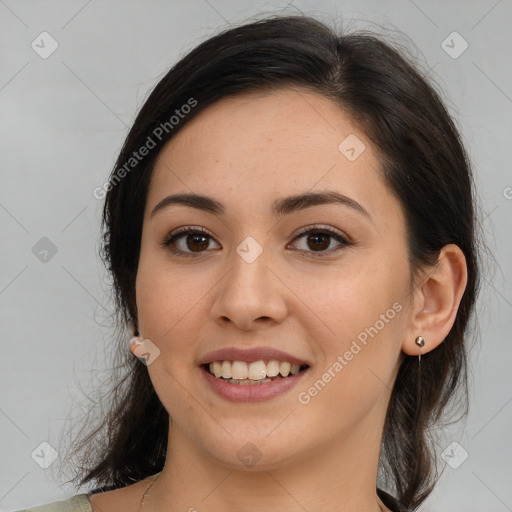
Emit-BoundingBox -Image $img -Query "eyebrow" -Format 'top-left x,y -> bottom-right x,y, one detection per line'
150,190 -> 371,220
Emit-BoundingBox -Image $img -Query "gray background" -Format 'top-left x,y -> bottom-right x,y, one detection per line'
1,1 -> 511,511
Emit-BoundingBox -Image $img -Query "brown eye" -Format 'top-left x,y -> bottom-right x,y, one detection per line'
183,233 -> 210,252
290,225 -> 353,256
162,227 -> 220,257
304,232 -> 331,251
162,224 -> 353,259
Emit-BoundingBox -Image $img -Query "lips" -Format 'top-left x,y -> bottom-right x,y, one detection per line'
197,346 -> 311,402
200,363 -> 310,402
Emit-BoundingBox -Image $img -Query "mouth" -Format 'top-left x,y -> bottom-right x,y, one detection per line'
202,360 -> 310,385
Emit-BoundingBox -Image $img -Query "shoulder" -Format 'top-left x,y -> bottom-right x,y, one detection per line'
12,494 -> 92,512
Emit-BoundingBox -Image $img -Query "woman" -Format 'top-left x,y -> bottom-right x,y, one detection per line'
17,13 -> 479,512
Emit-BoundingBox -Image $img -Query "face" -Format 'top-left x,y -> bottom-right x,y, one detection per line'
135,87 -> 415,471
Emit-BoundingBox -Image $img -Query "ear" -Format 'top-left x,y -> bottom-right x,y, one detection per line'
402,244 -> 468,356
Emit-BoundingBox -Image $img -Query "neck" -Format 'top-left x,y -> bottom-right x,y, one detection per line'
145,412 -> 388,512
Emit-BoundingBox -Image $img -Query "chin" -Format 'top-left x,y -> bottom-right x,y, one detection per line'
196,427 -> 308,472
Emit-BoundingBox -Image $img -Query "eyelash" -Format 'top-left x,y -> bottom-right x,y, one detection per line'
161,224 -> 354,259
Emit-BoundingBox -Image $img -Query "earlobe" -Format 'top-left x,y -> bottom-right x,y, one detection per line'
130,335 -> 146,357
402,244 -> 468,356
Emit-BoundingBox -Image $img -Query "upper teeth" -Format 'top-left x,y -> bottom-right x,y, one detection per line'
208,360 -> 303,380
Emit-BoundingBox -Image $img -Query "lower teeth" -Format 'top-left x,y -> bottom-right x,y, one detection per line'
229,379 -> 270,385
225,377 -> 278,385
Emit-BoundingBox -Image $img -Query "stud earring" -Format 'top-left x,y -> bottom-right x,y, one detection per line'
415,335 -> 425,362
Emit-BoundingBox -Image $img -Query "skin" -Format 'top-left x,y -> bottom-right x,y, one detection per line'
89,87 -> 467,512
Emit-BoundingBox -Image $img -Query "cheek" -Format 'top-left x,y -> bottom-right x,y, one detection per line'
302,258 -> 408,390
299,255 -> 406,340
135,246 -> 174,346
135,249 -> 219,369
136,267 -> 195,341
134,258 -> 206,417
295,293 -> 405,437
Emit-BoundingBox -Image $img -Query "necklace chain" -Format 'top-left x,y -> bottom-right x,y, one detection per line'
137,472 -> 160,512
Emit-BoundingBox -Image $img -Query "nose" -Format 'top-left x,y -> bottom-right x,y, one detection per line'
209,241 -> 288,331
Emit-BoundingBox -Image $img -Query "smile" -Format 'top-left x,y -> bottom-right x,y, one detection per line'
200,360 -> 310,402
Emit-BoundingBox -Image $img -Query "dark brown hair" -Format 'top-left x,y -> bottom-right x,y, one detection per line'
59,14 -> 480,510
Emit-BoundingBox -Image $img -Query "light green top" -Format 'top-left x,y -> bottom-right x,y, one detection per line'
13,494 -> 93,512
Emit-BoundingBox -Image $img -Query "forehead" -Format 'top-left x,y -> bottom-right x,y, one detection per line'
147,87 -> 400,224
153,87 -> 367,176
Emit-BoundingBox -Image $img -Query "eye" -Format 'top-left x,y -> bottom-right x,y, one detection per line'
161,224 -> 353,258
161,226 -> 220,257
289,225 -> 353,257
